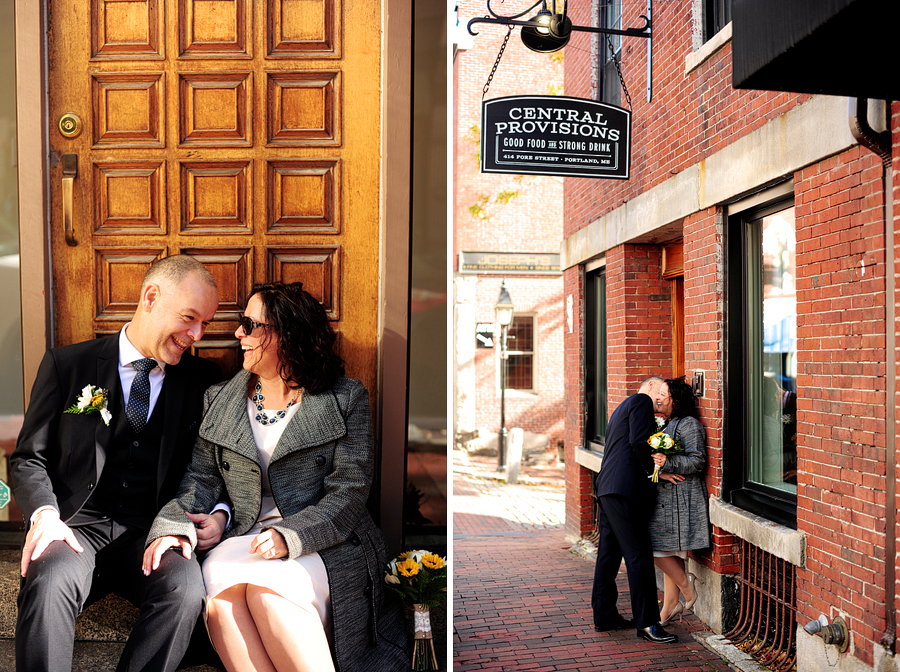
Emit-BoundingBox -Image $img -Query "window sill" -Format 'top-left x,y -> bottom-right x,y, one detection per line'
685,22 -> 732,74
502,389 -> 538,398
576,446 -> 604,473
709,498 -> 806,568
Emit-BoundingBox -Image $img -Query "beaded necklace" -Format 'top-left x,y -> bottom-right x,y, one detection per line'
251,380 -> 300,426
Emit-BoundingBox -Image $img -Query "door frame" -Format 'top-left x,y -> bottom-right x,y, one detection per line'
14,0 -> 413,549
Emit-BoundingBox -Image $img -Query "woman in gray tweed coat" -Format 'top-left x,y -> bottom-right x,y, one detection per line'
142,282 -> 408,672
649,376 -> 710,626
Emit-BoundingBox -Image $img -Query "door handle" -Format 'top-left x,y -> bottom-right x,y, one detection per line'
62,154 -> 77,246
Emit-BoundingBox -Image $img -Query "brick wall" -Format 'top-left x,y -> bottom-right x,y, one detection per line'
562,0 -> 810,238
682,208 -> 735,575
606,244 -> 673,410
893,101 -> 900,659
563,266 -> 592,538
794,145 -> 890,667
560,0 -> 900,665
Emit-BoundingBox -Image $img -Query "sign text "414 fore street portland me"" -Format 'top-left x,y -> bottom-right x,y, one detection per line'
481,95 -> 631,180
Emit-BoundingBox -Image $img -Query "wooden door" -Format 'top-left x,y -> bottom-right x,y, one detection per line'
46,0 -> 382,395
662,239 -> 684,378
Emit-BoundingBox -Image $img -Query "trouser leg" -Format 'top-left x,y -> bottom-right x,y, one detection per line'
598,495 -> 661,629
591,499 -> 623,625
110,528 -> 205,672
15,526 -> 104,672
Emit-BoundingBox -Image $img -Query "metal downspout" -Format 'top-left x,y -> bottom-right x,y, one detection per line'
849,97 -> 896,653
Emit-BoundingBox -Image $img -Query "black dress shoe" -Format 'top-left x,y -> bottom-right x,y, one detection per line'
593,614 -> 634,632
636,624 -> 678,643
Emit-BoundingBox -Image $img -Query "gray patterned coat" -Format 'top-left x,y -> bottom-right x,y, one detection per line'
148,370 -> 409,672
648,415 -> 711,552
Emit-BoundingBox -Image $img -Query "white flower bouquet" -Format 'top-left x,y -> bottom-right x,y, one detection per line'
647,431 -> 682,483
64,385 -> 112,426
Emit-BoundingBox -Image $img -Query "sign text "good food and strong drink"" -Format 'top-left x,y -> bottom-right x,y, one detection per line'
481,95 -> 631,180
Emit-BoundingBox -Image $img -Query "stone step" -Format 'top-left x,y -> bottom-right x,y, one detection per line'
0,548 -> 446,671
0,640 -> 223,672
0,550 -> 223,671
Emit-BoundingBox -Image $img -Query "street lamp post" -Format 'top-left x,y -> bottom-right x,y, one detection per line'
495,280 -> 514,471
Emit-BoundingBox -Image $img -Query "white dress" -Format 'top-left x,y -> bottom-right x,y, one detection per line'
201,399 -> 332,639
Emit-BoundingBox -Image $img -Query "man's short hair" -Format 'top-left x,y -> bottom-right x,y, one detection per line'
639,376 -> 664,393
142,255 -> 217,292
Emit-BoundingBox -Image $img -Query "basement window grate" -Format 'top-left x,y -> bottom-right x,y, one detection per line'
724,539 -> 797,672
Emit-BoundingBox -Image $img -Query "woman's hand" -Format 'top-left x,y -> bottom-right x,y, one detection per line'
652,453 -> 667,468
142,535 -> 191,575
658,472 -> 685,484
249,528 -> 289,560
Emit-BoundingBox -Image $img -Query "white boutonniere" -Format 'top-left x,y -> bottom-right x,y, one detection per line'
64,384 -> 112,426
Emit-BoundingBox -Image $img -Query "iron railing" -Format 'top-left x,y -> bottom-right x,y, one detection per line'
724,539 -> 797,672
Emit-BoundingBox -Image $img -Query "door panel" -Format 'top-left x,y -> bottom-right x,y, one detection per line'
49,0 -> 381,396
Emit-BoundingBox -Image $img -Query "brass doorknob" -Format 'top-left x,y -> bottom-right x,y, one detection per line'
58,113 -> 83,138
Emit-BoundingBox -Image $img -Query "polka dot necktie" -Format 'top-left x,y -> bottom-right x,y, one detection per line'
126,358 -> 157,433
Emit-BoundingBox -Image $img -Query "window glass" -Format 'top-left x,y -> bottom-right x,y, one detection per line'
704,0 -> 732,41
505,315 -> 534,391
748,208 -> 797,493
725,198 -> 797,527
598,0 -> 622,107
586,269 -> 607,444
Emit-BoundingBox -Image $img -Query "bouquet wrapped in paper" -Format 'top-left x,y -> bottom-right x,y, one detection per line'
647,431 -> 682,483
385,550 -> 447,670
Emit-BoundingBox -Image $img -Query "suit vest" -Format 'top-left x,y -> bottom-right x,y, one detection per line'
71,384 -> 167,529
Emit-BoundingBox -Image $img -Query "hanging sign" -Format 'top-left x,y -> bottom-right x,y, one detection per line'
481,95 -> 631,180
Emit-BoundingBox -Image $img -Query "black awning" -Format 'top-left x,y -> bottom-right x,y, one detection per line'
732,0 -> 897,101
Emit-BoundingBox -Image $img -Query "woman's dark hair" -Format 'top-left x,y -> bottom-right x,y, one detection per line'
251,282 -> 345,393
665,376 -> 699,420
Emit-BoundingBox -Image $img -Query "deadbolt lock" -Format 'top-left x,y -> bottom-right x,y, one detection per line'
58,113 -> 83,138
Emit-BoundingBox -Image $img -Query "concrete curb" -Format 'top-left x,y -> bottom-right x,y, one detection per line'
694,631 -> 772,672
451,464 -> 565,487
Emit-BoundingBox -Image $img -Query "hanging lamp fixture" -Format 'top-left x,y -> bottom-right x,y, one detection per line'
468,0 -> 651,54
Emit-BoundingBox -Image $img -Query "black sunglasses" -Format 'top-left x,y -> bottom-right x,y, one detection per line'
238,315 -> 270,335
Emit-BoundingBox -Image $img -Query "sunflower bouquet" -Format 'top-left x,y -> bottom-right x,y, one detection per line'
647,431 -> 682,483
385,550 -> 447,670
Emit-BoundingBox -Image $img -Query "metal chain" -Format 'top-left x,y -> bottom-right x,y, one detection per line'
605,34 -> 633,110
483,25 -> 514,99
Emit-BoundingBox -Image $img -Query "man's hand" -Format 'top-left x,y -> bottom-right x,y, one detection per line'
186,511 -> 227,551
142,536 -> 192,576
21,509 -> 83,577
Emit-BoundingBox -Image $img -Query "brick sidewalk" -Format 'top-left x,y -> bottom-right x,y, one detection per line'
453,469 -> 731,672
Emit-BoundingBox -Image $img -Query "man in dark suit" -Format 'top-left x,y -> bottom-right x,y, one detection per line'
591,376 -> 678,643
11,255 -> 223,672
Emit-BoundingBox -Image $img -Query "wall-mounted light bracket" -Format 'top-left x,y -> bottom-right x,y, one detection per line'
467,14 -> 652,40
467,0 -> 653,99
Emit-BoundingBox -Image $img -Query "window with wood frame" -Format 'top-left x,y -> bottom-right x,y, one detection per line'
585,268 -> 607,446
725,197 -> 798,528
505,315 -> 535,392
